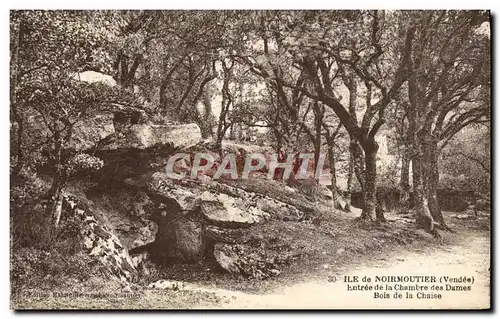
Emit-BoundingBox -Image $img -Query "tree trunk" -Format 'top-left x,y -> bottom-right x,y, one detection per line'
199,122 -> 213,140
216,64 -> 232,153
360,140 -> 383,222
345,149 -> 353,212
326,140 -> 342,210
42,174 -> 62,243
312,102 -> 323,171
412,145 -> 434,232
42,137 -> 67,242
399,145 -> 411,207
313,139 -> 321,172
351,140 -> 365,194
427,139 -> 447,229
116,52 -> 142,90
48,180 -> 63,228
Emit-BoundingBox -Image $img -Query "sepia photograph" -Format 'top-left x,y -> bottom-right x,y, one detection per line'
9,9 -> 491,310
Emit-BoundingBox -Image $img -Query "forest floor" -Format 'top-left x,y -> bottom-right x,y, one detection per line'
13,209 -> 490,310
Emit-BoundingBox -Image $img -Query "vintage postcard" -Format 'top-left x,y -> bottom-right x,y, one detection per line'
10,9 -> 491,310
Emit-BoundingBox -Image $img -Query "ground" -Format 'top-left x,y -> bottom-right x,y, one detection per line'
220,228 -> 490,309
12,209 -> 490,310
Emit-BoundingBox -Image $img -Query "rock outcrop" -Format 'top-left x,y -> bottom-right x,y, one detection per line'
60,195 -> 138,281
25,105 -> 201,153
34,100 -> 320,282
25,112 -> 116,152
142,171 -> 311,277
85,190 -> 157,251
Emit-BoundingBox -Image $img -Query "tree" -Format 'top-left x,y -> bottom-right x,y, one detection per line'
10,10 -> 140,242
405,11 -> 490,231
109,11 -> 253,139
322,112 -> 345,210
256,11 -> 415,222
441,124 -> 490,196
10,11 -> 113,175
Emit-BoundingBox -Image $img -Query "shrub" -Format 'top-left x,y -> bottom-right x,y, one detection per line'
10,167 -> 48,205
11,247 -> 112,293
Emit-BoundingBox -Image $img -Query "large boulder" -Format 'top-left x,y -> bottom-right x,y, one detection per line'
24,105 -> 201,153
24,113 -> 116,152
200,193 -> 264,228
148,172 -> 269,227
172,219 -> 205,261
75,70 -> 117,86
205,225 -> 249,244
103,123 -> 202,150
146,172 -> 271,264
148,174 -> 200,211
151,210 -> 205,264
70,114 -> 116,151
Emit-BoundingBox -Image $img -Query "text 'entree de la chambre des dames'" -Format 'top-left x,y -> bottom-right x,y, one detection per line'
339,275 -> 475,300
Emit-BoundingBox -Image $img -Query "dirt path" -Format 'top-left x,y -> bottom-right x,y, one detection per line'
197,231 -> 490,309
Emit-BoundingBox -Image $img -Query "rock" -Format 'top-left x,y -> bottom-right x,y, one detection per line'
130,251 -> 149,268
148,280 -> 186,291
149,173 -> 269,228
121,285 -> 133,293
336,195 -> 348,211
25,113 -> 116,152
172,219 -> 205,261
213,243 -> 286,279
103,123 -> 202,150
127,220 -> 158,250
454,213 -> 476,220
130,251 -> 158,277
87,191 -> 157,251
131,192 -> 154,218
257,199 -> 303,222
70,114 -> 116,151
200,192 -> 264,228
62,195 -> 138,281
214,243 -> 241,275
148,173 -> 200,211
217,180 -> 309,220
76,70 -> 117,86
152,212 -> 205,263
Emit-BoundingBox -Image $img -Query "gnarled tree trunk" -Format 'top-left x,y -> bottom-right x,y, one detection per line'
360,139 -> 384,222
326,139 -> 342,210
427,138 -> 448,229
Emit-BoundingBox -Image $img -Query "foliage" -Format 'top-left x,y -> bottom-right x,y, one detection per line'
67,154 -> 104,176
440,124 -> 490,193
10,167 -> 49,205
